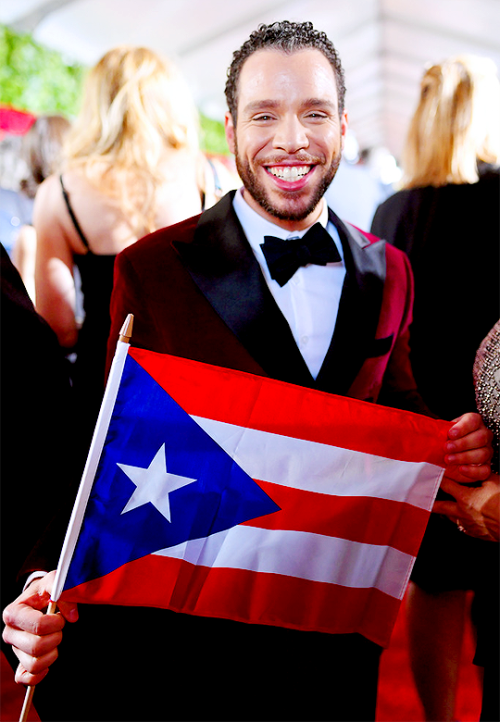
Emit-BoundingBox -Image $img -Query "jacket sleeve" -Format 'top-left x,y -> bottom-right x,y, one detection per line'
377,247 -> 432,415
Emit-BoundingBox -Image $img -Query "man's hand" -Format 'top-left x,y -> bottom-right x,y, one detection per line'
443,412 -> 493,483
2,571 -> 78,686
433,473 -> 500,542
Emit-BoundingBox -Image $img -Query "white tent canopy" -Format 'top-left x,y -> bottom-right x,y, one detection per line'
2,0 -> 500,159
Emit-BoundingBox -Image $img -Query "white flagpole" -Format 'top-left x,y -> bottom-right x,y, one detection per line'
50,313 -> 134,602
19,313 -> 134,722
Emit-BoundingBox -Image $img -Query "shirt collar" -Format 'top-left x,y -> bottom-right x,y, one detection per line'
232,188 -> 345,275
233,187 -> 330,252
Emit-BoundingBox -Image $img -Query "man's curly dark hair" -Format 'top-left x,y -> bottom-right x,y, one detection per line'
224,20 -> 346,123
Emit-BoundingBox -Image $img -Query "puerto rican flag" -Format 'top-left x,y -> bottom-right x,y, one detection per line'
54,344 -> 448,648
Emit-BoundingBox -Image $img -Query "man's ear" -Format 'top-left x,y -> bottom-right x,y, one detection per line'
340,110 -> 348,151
224,112 -> 236,155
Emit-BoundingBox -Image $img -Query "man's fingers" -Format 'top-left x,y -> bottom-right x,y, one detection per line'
444,463 -> 491,484
432,500 -> 459,516
14,662 -> 50,687
448,412 -> 490,437
56,600 -> 79,624
13,644 -> 60,679
445,412 -> 493,481
4,625 -> 63,659
438,476 -> 467,498
3,601 -> 65,637
445,445 -> 492,466
447,414 -> 493,453
1,570 -> 79,691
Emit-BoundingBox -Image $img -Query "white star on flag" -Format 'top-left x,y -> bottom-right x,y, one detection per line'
117,444 -> 196,522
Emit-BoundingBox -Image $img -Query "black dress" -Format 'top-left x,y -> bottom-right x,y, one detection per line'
60,175 -> 117,452
371,165 -> 500,590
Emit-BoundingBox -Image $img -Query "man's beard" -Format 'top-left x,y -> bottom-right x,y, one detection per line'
234,140 -> 341,222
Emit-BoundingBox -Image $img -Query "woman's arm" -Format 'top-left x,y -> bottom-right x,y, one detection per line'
34,175 -> 79,349
12,224 -> 37,304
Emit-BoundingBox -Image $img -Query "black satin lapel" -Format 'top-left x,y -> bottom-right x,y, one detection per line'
315,210 -> 386,395
173,192 -> 314,386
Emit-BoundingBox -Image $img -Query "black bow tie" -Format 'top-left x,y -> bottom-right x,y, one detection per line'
260,223 -> 341,287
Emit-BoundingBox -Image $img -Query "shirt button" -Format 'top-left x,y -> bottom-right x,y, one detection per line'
301,335 -> 309,345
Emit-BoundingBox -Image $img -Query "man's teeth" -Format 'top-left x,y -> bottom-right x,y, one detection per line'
268,166 -> 311,181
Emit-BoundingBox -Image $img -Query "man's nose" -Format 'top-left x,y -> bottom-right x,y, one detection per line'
272,115 -> 309,153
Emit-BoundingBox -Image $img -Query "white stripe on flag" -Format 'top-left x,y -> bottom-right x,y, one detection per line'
192,416 -> 441,510
154,525 -> 413,600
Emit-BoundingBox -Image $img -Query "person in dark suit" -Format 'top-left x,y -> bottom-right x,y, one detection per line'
0,242 -> 76,599
0,243 -> 77,674
2,22 -> 492,722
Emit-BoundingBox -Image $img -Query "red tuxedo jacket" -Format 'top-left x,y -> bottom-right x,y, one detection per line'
32,193 -> 426,722
108,191 -> 423,413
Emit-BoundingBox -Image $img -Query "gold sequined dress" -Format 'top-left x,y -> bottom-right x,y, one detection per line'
473,319 -> 500,471
471,321 -> 499,716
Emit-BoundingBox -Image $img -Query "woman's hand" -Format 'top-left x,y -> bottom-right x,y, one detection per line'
433,473 -> 500,542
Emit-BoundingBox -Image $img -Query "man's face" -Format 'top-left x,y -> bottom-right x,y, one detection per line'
225,48 -> 348,231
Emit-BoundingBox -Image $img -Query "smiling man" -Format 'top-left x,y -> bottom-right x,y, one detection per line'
3,21 -> 492,722
225,45 -> 346,227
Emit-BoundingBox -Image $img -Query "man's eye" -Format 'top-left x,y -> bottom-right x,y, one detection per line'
254,115 -> 273,122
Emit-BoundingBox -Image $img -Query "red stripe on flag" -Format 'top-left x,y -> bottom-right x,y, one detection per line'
247,480 -> 429,556
61,553 -> 401,647
129,348 -> 449,466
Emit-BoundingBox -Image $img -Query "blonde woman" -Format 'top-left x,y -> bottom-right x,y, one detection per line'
371,56 -> 500,722
34,46 -> 215,449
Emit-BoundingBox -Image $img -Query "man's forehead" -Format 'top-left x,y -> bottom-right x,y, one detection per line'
239,46 -> 334,76
237,47 -> 339,109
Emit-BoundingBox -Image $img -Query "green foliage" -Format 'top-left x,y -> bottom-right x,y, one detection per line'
0,24 -> 228,154
199,112 -> 229,155
0,25 -> 85,117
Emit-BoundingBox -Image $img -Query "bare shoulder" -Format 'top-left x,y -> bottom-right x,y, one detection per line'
33,174 -> 64,214
54,168 -> 137,253
33,174 -> 70,241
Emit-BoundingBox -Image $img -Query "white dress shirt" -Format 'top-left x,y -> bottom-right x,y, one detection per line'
233,189 -> 346,379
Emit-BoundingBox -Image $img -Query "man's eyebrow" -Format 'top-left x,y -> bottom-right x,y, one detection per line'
242,100 -> 281,114
303,98 -> 337,111
242,98 -> 338,114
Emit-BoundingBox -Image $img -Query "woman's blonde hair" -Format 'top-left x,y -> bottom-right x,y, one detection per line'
64,45 -> 200,233
401,55 -> 500,188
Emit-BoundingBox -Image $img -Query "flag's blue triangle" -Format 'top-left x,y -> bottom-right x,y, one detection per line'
64,356 -> 280,590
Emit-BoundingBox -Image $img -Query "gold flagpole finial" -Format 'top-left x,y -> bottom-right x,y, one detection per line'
118,314 -> 134,343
